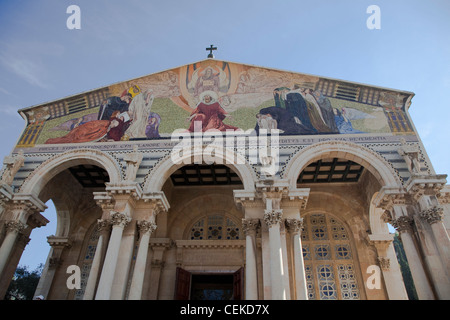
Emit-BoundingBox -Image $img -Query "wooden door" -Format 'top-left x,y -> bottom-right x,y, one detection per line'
233,267 -> 244,300
174,267 -> 191,300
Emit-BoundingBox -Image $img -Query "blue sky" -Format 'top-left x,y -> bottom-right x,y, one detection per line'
0,0 -> 449,269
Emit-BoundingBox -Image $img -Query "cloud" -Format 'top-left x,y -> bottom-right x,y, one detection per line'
0,104 -> 20,116
0,54 -> 51,89
0,40 -> 64,90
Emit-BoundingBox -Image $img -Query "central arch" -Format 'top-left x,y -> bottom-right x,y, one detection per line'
143,144 -> 257,193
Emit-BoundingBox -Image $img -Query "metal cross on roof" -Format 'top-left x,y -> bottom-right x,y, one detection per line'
206,44 -> 217,58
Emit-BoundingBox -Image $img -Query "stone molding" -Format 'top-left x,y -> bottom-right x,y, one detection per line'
175,239 -> 245,249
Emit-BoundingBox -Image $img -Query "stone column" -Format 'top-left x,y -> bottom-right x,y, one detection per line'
405,175 -> 450,299
34,236 -> 71,299
369,233 -> 408,300
0,221 -> 25,276
285,218 -> 308,300
418,205 -> 450,299
83,219 -> 111,300
95,212 -> 131,300
0,221 -> 25,271
264,208 -> 286,300
420,206 -> 450,273
242,218 -> 260,300
391,215 -> 435,300
128,220 -> 157,300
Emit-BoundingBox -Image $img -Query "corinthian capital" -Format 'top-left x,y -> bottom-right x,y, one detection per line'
5,220 -> 26,234
137,220 -> 157,235
285,218 -> 304,234
420,206 -> 444,225
391,216 -> 413,233
242,219 -> 260,236
263,209 -> 283,228
110,211 -> 131,228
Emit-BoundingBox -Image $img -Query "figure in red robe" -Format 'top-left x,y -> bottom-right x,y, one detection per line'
188,91 -> 238,132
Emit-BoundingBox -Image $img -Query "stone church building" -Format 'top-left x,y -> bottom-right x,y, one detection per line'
0,58 -> 449,300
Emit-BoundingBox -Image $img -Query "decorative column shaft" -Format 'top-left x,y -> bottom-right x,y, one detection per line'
0,221 -> 25,276
95,212 -> 131,300
264,209 -> 286,300
83,219 -> 111,300
242,218 -> 260,300
285,218 -> 308,300
128,220 -> 157,300
391,215 -> 435,300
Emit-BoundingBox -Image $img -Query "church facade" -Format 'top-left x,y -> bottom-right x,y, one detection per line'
0,59 -> 449,300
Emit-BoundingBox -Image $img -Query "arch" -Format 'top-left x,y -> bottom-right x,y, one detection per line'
369,192 -> 390,235
19,148 -> 122,196
283,141 -> 402,189
143,144 -> 257,192
300,211 -> 365,300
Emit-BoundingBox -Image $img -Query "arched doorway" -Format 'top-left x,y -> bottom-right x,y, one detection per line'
154,163 -> 247,300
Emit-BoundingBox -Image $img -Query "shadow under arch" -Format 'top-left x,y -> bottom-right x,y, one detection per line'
143,144 -> 257,193
19,148 -> 123,197
283,140 -> 402,189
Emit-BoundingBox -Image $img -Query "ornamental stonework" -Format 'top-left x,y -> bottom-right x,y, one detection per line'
419,206 -> 443,225
285,218 -> 304,234
391,216 -> 413,233
263,209 -> 283,228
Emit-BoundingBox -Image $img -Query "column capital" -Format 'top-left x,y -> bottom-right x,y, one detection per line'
285,218 -> 304,234
263,209 -> 283,228
419,206 -> 444,225
378,257 -> 391,271
137,220 -> 157,236
391,216 -> 414,233
5,220 -> 26,234
109,211 -> 131,228
242,218 -> 260,236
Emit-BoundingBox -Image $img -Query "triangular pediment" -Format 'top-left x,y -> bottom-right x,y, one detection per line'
16,58 -> 416,148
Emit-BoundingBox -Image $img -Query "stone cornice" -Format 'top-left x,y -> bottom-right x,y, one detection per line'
373,186 -> 407,210
405,174 -> 447,200
47,235 -> 72,248
141,191 -> 170,214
